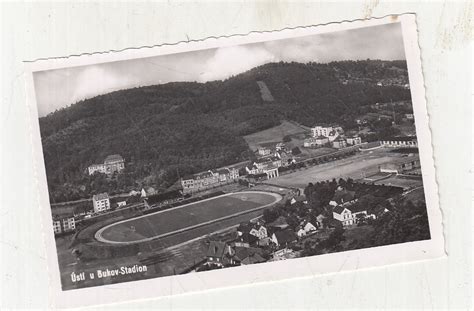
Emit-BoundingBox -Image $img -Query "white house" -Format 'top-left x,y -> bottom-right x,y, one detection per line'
297,227 -> 306,238
303,222 -> 317,234
290,195 -> 307,205
315,214 -> 326,228
52,216 -> 76,235
333,205 -> 368,227
304,136 -> 329,147
249,225 -> 268,240
92,193 -> 110,213
346,136 -> 362,146
52,220 -> 62,234
257,146 -> 272,156
332,136 -> 347,149
62,217 -> 76,231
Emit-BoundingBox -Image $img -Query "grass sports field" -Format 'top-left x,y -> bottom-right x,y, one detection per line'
96,191 -> 281,244
267,151 -> 399,189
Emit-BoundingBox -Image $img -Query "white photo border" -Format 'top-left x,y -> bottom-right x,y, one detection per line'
24,14 -> 445,308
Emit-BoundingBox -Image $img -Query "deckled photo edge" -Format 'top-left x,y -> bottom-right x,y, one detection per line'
24,14 -> 444,308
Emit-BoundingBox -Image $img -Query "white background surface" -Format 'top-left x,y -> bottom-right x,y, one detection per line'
0,1 -> 472,309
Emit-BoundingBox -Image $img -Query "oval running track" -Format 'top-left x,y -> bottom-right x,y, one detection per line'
95,191 -> 282,245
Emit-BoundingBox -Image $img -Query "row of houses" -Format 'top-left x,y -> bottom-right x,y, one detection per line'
380,136 -> 418,148
203,182 -> 397,268
204,216 -> 319,268
181,168 -> 239,194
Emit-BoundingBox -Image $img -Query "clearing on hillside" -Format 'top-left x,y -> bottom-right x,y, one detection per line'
244,120 -> 309,151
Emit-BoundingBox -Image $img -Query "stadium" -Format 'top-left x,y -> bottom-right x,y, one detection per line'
94,191 -> 283,245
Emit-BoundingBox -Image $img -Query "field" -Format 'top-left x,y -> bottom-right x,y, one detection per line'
266,150 -> 402,189
96,191 -> 281,244
244,120 -> 308,151
372,175 -> 423,189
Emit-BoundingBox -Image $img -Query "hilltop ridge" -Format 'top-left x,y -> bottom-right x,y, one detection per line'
39,60 -> 411,202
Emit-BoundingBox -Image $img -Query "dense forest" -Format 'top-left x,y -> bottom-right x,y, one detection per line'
39,60 -> 412,202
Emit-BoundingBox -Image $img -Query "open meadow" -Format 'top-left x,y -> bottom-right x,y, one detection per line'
244,120 -> 308,151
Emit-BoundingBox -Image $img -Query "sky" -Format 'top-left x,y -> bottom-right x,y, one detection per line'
34,22 -> 405,117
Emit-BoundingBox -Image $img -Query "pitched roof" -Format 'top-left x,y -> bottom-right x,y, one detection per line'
273,229 -> 297,245
206,241 -> 226,258
92,193 -> 109,201
182,174 -> 195,180
332,189 -> 355,204
316,214 -> 326,220
233,246 -> 264,262
347,205 -> 367,214
240,232 -> 258,244
104,154 -> 124,163
241,252 -> 266,265
333,205 -> 346,214
215,168 -> 230,175
234,247 -> 266,265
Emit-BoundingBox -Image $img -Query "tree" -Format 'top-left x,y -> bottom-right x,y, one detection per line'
283,135 -> 292,142
291,147 -> 302,155
324,224 -> 346,251
262,208 -> 280,223
40,60 -> 411,202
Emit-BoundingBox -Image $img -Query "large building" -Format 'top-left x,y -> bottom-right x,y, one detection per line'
379,155 -> 420,174
332,136 -> 347,149
257,146 -> 272,156
311,125 -> 343,138
346,136 -> 362,146
92,193 -> 111,213
380,137 -> 418,148
52,215 -> 76,235
248,156 -> 282,179
88,154 -> 125,175
303,136 -> 329,148
181,168 -> 239,194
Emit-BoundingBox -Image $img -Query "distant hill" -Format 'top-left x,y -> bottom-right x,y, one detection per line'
39,60 -> 411,202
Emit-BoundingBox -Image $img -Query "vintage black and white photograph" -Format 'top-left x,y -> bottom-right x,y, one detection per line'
27,15 -> 443,305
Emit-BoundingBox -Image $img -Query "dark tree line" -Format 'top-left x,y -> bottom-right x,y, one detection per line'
39,60 -> 411,202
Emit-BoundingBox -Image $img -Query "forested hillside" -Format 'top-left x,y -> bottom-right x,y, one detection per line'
39,60 -> 411,202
